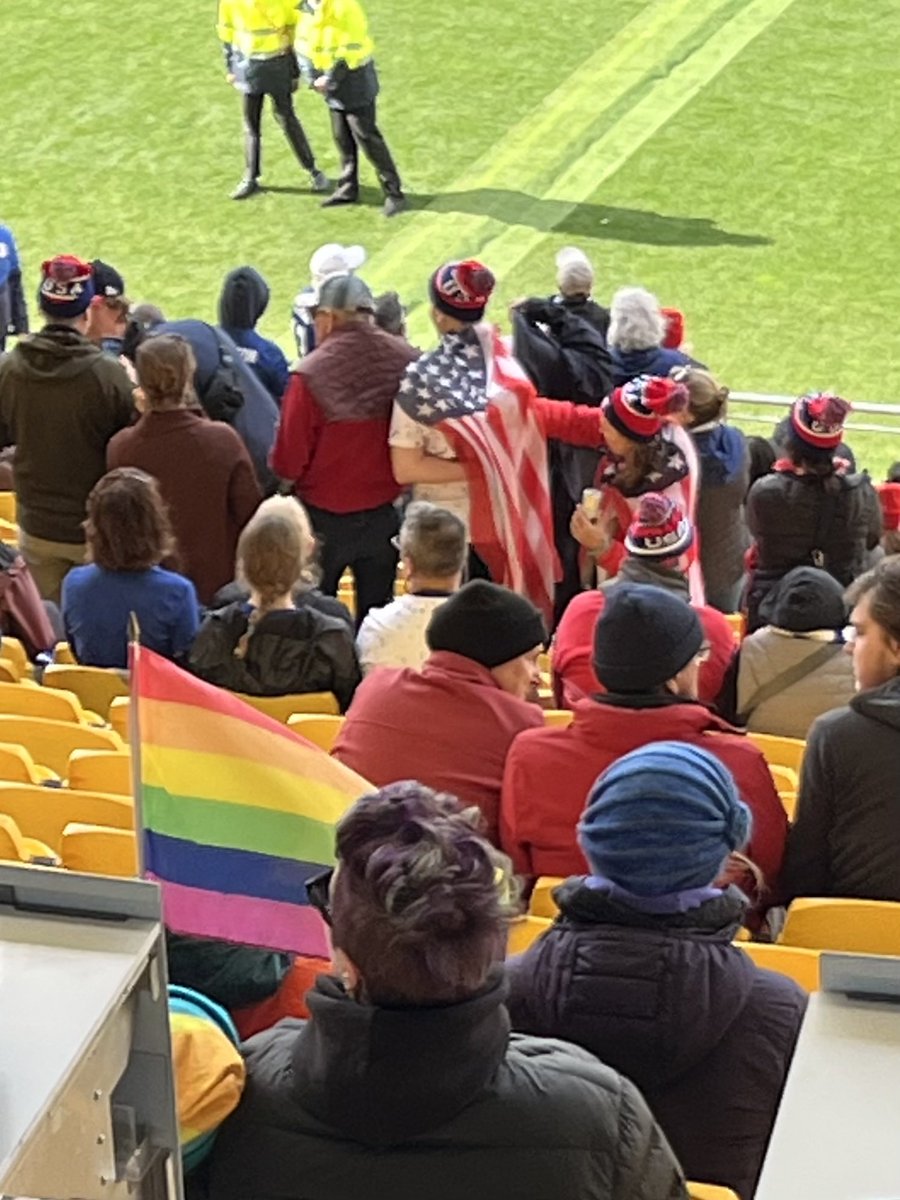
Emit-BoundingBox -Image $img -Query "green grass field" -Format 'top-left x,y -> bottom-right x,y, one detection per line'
3,0 -> 899,471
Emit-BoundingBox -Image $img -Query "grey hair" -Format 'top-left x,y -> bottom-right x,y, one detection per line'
399,502 -> 467,578
608,286 -> 665,351
556,247 -> 594,298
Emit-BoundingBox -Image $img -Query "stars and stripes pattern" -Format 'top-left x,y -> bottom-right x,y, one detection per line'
397,324 -> 558,621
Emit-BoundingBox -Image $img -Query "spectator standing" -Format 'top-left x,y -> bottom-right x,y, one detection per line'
551,245 -> 611,338
745,393 -> 881,631
356,502 -> 465,674
0,257 -> 134,603
334,581 -> 546,844
62,469 -> 199,669
607,287 -> 702,387
781,556 -> 900,902
85,261 -> 129,356
0,221 -> 28,353
876,462 -> 900,556
507,743 -> 806,1200
554,494 -> 734,709
291,241 -> 367,360
501,583 -> 787,909
207,782 -> 687,1200
736,566 -> 854,738
218,266 -> 290,403
107,334 -> 262,606
676,365 -> 749,613
272,273 -> 417,625
190,502 -> 360,711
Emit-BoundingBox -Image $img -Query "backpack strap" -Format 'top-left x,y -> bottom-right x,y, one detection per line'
738,641 -> 842,725
810,484 -> 839,568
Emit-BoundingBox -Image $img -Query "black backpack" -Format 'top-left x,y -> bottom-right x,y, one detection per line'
200,328 -> 246,425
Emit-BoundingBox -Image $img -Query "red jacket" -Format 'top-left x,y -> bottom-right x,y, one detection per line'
332,651 -> 544,844
553,587 -> 734,708
500,696 -> 786,905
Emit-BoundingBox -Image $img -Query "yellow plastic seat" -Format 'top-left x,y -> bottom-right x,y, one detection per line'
724,612 -> 745,644
0,812 -> 57,865
0,491 -> 16,523
108,696 -> 130,743
781,897 -> 900,956
287,713 -> 344,752
779,789 -> 797,822
0,715 -> 123,777
53,641 -> 77,665
61,822 -> 138,877
529,876 -> 565,919
0,740 -> 59,785
0,781 -> 134,853
0,680 -> 102,726
543,708 -> 573,729
236,691 -> 340,723
747,732 -> 805,774
769,764 -> 798,794
0,658 -> 20,684
66,749 -> 132,797
688,1185 -> 740,1200
42,663 -> 129,717
0,637 -> 32,680
506,915 -> 552,955
737,941 -> 821,991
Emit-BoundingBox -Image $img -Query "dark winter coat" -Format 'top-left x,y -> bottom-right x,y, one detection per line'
746,467 -> 882,630
211,581 -> 353,628
781,676 -> 900,902
507,882 -> 806,1200
207,972 -> 688,1200
188,602 -> 361,712
693,423 -> 750,611
0,327 -> 134,542
609,345 -> 702,387
218,267 -> 289,404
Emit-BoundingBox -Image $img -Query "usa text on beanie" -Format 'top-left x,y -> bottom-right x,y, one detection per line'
429,260 -> 496,324
593,582 -> 702,692
624,493 -> 694,561
578,740 -> 751,896
426,579 -> 546,669
603,374 -> 688,444
38,256 -> 95,319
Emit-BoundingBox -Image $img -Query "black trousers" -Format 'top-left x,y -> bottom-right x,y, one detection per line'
305,502 -> 399,628
329,103 -> 402,199
243,90 -> 315,180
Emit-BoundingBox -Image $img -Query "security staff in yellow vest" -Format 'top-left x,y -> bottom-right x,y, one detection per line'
218,0 -> 330,200
296,0 -> 405,217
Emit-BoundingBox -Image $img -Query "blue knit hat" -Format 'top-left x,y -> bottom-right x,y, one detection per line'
577,742 -> 752,896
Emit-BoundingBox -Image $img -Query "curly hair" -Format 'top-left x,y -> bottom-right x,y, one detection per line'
85,468 -> 175,572
331,782 -> 518,1006
608,286 -> 664,352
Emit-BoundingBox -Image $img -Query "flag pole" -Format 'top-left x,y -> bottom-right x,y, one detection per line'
128,612 -> 146,877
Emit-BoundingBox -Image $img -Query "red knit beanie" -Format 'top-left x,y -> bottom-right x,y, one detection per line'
790,392 -> 851,451
660,307 -> 685,349
603,375 -> 688,444
429,260 -> 495,323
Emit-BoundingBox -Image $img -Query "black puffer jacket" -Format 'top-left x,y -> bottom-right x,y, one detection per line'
208,972 -> 687,1200
188,602 -> 361,711
746,466 -> 881,629
507,883 -> 806,1200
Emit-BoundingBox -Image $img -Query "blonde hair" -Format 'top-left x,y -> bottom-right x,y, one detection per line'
672,365 -> 730,428
234,508 -> 304,658
253,495 -> 318,586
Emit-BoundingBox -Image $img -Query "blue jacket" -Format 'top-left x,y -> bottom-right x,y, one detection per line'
219,266 -> 290,404
0,225 -> 28,337
610,345 -> 701,387
224,328 -> 289,405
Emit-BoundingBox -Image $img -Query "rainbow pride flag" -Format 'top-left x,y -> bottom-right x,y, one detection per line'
132,646 -> 371,957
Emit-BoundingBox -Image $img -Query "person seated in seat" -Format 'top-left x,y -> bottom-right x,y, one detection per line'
356,501 -> 466,674
188,502 -> 360,711
782,555 -> 900,902
554,493 -> 734,709
736,566 -> 855,739
501,584 -> 787,910
507,742 -> 806,1200
62,468 -> 199,669
207,781 -> 687,1200
333,580 -> 546,844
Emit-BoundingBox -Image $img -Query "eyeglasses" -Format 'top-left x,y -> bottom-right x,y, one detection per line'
305,867 -> 334,927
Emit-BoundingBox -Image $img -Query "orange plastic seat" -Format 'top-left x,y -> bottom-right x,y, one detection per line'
543,709 -> 573,729
236,691 -> 340,723
0,680 -> 102,726
41,663 -> 129,718
506,915 -> 552,955
66,749 -> 132,797
0,741 -> 59,785
0,812 -> 57,865
529,876 -> 565,919
737,941 -> 820,991
287,714 -> 344,752
780,897 -> 900,956
0,781 -> 134,853
0,715 -> 123,776
61,822 -> 138,877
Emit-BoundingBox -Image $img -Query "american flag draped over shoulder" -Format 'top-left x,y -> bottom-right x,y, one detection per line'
396,323 -> 559,622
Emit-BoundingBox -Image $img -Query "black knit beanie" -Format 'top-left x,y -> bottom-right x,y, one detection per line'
426,580 -> 546,668
759,566 -> 846,632
593,582 -> 703,693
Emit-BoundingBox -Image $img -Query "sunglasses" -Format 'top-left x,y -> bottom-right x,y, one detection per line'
305,867 -> 334,926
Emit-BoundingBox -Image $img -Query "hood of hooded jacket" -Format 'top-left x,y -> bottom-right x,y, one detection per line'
218,266 -> 270,331
851,675 -> 900,731
11,326 -> 107,381
694,423 -> 746,486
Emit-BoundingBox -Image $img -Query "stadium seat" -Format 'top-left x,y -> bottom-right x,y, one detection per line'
723,613 -> 745,644
507,915 -> 552,955
747,732 -> 805,774
688,1185 -> 740,1200
0,680 -> 102,726
66,749 -> 132,797
0,637 -> 32,680
42,664 -> 129,717
53,641 -> 77,665
236,691 -> 340,722
780,898 -> 900,956
108,696 -> 130,742
737,941 -> 821,991
769,764 -> 798,795
61,822 -> 138,877
0,741 -> 59,785
543,709 -> 573,729
0,658 -> 20,684
529,876 -> 564,919
0,491 -> 16,523
287,714 -> 344,752
0,781 -> 134,853
779,789 -> 797,822
0,715 -> 123,776
0,812 -> 57,865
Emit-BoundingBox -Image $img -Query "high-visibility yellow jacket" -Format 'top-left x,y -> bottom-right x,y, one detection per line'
295,0 -> 375,73
217,0 -> 298,58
